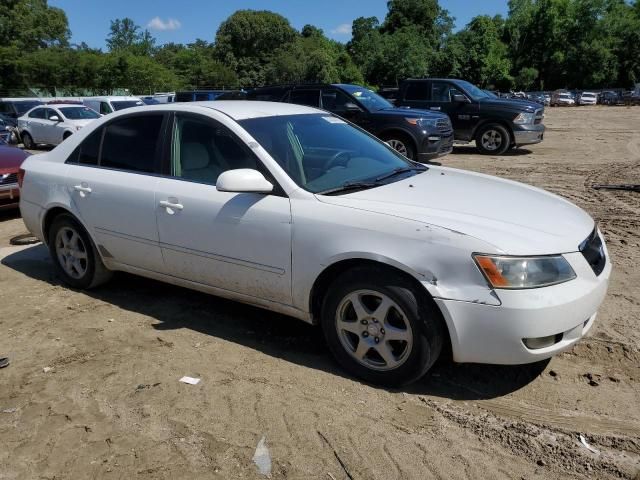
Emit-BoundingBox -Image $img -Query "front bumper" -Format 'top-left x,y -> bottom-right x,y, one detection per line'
418,132 -> 454,161
432,250 -> 611,365
514,124 -> 545,146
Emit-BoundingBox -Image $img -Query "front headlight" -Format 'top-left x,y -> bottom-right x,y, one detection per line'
405,117 -> 440,129
513,112 -> 535,124
473,254 -> 576,289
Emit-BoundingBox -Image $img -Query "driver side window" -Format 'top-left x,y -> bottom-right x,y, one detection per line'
431,82 -> 463,103
321,89 -> 354,113
172,115 -> 259,185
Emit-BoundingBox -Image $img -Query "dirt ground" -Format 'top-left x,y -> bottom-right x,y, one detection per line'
1,106 -> 639,480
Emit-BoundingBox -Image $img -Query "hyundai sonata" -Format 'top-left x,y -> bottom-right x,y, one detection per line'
18,101 -> 610,385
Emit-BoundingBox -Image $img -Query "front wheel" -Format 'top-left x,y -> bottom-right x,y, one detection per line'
48,214 -> 112,289
475,124 -> 510,155
321,266 -> 444,386
381,133 -> 416,160
21,132 -> 35,149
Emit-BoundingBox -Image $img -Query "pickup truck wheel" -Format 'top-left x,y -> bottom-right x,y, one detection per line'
476,124 -> 510,155
21,132 -> 34,149
382,134 -> 415,160
48,214 -> 113,289
321,266 -> 443,386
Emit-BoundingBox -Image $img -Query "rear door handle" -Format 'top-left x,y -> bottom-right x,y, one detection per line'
73,184 -> 92,196
159,199 -> 184,213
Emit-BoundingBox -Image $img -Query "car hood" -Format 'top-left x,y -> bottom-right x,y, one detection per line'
374,107 -> 448,119
0,144 -> 30,173
316,166 -> 594,255
478,97 -> 542,112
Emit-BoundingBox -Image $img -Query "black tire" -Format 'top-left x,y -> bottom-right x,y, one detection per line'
475,123 -> 511,155
381,133 -> 416,160
320,266 -> 444,386
48,213 -> 112,289
22,132 -> 35,149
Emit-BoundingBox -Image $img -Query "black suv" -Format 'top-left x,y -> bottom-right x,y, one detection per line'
0,99 -> 44,120
246,84 -> 454,161
395,79 -> 545,155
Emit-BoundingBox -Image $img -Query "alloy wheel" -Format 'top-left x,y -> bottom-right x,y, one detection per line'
55,226 -> 88,279
480,129 -> 503,151
335,289 -> 413,371
387,139 -> 408,157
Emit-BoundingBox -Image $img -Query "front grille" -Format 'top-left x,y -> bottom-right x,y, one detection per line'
580,228 -> 606,276
436,118 -> 452,133
0,173 -> 18,185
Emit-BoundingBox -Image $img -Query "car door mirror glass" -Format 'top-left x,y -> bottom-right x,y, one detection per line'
216,169 -> 273,193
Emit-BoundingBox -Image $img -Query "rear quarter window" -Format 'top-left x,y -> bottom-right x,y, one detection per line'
404,82 -> 430,101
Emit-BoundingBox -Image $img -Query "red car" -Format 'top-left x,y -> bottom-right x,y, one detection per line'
0,139 -> 30,210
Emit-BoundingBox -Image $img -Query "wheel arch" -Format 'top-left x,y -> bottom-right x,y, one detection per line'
42,205 -> 94,249
309,257 -> 452,355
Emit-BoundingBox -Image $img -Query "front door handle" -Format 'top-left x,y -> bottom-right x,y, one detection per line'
159,199 -> 184,214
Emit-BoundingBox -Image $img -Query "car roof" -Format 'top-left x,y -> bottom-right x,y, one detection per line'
192,100 -> 321,120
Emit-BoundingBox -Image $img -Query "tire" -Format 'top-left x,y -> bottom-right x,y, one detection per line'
381,133 -> 416,160
48,213 -> 112,289
320,266 -> 444,386
475,123 -> 510,155
21,132 -> 35,149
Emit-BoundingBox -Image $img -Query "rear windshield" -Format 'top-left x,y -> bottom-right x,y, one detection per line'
60,107 -> 101,119
111,100 -> 143,111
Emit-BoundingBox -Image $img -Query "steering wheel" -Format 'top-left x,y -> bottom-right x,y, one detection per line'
326,151 -> 352,170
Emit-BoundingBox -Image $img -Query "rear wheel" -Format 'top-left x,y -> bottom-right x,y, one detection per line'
321,266 -> 444,386
381,133 -> 416,160
22,132 -> 34,149
475,124 -> 510,155
48,214 -> 112,289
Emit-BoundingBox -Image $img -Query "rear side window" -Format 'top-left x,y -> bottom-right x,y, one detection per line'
100,115 -> 163,173
289,90 -> 321,107
404,82 -> 430,101
78,128 -> 102,165
29,108 -> 46,119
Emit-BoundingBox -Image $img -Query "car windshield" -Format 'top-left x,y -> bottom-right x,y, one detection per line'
559,93 -> 571,98
456,80 -> 491,100
239,114 -> 420,194
582,93 -> 595,97
111,100 -> 143,111
15,101 -> 43,115
339,85 -> 394,111
59,107 -> 101,119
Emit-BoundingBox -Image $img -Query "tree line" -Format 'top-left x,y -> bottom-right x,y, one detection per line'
0,0 -> 638,96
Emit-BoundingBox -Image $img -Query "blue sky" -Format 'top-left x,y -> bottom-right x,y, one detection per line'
49,0 -> 509,49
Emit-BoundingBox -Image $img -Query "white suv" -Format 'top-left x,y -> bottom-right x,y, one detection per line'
579,92 -> 598,106
18,104 -> 101,149
18,101 -> 610,386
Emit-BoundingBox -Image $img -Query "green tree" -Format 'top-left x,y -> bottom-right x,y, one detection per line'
106,18 -> 156,57
0,0 -> 69,51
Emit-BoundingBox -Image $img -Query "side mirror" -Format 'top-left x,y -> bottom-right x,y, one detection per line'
216,169 -> 273,193
49,115 -> 60,122
452,94 -> 470,103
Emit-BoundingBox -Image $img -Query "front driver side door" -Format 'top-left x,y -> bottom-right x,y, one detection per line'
154,112 -> 293,305
429,81 -> 479,140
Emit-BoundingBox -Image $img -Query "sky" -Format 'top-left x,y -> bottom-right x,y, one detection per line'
49,0 -> 509,49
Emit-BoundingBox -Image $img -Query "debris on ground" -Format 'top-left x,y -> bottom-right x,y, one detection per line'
252,435 -> 272,476
579,434 -> 600,454
0,357 -> 9,368
179,376 -> 201,385
592,183 -> 640,192
42,366 -> 53,373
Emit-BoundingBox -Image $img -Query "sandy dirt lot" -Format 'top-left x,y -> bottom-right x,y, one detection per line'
1,106 -> 639,479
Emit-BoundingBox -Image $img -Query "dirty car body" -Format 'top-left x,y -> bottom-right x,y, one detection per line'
19,101 -> 611,385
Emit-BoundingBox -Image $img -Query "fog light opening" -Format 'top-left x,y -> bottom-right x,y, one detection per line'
523,333 -> 563,350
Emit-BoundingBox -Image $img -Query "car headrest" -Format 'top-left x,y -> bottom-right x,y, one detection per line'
182,142 -> 210,170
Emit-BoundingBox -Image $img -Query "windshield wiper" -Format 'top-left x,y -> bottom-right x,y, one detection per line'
374,165 -> 426,182
316,181 -> 379,195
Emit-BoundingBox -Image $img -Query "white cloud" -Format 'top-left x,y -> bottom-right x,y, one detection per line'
330,23 -> 352,36
147,17 -> 182,31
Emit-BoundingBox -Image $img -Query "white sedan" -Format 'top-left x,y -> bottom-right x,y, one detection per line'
18,104 -> 101,149
18,101 -> 611,385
